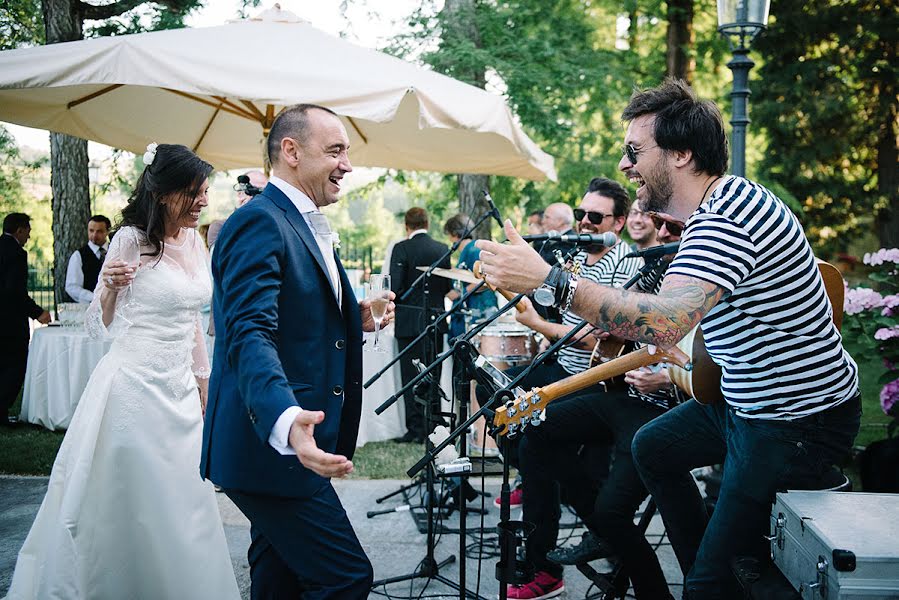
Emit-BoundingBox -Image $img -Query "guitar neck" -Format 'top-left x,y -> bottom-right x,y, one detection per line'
540,346 -> 667,402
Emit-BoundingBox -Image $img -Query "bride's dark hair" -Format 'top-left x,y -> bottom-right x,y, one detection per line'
118,144 -> 213,258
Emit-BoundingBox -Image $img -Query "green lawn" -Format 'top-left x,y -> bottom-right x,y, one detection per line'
1,351 -> 892,478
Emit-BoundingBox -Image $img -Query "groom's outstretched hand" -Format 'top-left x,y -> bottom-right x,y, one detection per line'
288,410 -> 354,478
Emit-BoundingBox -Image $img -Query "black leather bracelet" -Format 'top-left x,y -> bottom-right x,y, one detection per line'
554,270 -> 570,308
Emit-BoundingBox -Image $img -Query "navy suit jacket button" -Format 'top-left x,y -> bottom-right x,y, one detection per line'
332,385 -> 343,395
335,339 -> 345,349
248,408 -> 257,424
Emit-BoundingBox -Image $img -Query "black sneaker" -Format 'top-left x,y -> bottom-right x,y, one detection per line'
546,532 -> 612,565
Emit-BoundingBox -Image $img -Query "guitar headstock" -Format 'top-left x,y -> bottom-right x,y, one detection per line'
491,388 -> 548,438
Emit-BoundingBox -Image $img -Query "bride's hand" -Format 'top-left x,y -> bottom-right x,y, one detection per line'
101,260 -> 136,291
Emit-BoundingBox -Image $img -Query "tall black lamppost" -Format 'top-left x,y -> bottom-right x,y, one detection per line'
717,0 -> 771,177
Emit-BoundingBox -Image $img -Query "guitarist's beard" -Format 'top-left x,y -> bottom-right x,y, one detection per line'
584,243 -> 607,254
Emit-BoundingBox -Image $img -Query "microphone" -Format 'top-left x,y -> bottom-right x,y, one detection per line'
522,231 -> 618,246
482,191 -> 505,229
624,241 -> 681,260
233,174 -> 264,197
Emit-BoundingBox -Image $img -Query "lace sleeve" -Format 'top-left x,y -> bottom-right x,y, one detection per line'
190,228 -> 212,379
192,312 -> 211,379
84,226 -> 140,339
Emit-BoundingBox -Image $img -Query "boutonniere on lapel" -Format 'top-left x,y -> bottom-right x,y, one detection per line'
331,232 -> 341,251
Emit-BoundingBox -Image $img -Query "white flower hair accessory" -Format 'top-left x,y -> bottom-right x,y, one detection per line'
143,142 -> 159,166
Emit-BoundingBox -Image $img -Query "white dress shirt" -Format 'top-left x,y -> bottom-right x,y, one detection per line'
65,241 -> 108,303
266,176 -> 344,455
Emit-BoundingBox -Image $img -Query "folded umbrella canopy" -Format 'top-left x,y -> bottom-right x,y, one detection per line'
0,7 -> 555,180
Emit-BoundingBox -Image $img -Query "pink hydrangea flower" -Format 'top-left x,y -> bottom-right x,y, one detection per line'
874,326 -> 899,341
881,378 -> 899,415
845,287 -> 883,315
882,295 -> 899,317
863,248 -> 899,266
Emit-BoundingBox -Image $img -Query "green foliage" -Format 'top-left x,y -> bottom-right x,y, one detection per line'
0,0 -> 44,49
0,126 -> 53,264
752,0 -> 898,256
383,0 -> 734,220
85,1 -> 204,38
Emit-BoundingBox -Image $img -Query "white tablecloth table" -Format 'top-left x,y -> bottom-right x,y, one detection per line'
357,325 -> 454,447
20,326 -> 113,430
19,323 -> 449,442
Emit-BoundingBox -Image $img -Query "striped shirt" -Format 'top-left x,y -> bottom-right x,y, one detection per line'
558,242 -> 642,375
666,176 -> 859,419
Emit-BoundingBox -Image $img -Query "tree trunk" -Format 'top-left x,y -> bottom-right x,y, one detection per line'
49,134 -> 90,305
457,174 -> 492,240
43,0 -> 89,306
441,0 -> 492,239
875,41 -> 898,249
666,0 -> 694,82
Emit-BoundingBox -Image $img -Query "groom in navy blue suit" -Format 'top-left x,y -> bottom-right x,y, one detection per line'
201,104 -> 395,599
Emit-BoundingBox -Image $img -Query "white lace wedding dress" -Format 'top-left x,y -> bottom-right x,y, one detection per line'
6,226 -> 240,600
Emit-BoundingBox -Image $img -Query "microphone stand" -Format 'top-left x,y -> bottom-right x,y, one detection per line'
406,259 -> 663,600
371,208 -> 502,600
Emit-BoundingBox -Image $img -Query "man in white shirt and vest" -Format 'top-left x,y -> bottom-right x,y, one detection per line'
64,214 -> 110,303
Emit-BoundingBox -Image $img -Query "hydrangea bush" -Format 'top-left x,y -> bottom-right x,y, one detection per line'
843,248 -> 899,434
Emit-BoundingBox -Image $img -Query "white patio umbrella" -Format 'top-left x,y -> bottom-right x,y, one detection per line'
0,6 -> 555,181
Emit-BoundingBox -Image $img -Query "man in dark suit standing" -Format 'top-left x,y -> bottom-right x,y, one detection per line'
0,213 -> 51,426
389,207 -> 451,443
201,104 -> 395,599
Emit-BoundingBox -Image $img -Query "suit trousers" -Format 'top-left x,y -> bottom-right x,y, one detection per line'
225,482 -> 373,600
396,334 -> 444,440
0,335 -> 28,418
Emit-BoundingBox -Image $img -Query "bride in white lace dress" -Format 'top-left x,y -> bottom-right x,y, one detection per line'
6,144 -> 240,599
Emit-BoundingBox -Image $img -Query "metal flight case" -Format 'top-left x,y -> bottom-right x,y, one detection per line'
769,491 -> 899,599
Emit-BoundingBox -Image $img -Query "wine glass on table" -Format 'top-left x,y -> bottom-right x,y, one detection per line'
365,274 -> 390,353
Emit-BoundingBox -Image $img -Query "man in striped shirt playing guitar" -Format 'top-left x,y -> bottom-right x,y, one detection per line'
476,78 -> 860,599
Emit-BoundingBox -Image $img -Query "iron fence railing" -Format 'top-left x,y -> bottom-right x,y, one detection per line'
27,264 -> 56,316
338,242 -> 375,275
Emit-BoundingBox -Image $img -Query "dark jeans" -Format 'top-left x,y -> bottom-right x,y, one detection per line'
632,395 -> 861,599
396,334 -> 445,440
520,390 -> 673,599
474,359 -> 605,469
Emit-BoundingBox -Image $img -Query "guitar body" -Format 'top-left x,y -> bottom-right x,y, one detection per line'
667,259 -> 845,405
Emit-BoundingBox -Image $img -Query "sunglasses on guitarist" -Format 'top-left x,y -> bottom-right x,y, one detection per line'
647,211 -> 686,237
573,208 -> 614,225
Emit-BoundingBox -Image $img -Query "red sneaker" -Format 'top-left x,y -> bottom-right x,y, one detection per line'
507,571 -> 564,599
494,486 -> 523,508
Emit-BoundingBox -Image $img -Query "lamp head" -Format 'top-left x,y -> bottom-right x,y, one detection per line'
717,0 -> 771,48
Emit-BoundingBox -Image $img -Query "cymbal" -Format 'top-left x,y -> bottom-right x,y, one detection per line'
416,266 -> 480,284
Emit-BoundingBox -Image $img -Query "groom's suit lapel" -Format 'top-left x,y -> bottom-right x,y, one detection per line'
264,185 -> 342,312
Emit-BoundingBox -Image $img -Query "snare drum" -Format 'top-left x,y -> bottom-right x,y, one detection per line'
474,322 -> 536,370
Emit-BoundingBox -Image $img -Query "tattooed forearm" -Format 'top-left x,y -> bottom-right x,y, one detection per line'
569,274 -> 725,348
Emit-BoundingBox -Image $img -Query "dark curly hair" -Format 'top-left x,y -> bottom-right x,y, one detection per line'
622,78 -> 728,177
118,144 -> 212,258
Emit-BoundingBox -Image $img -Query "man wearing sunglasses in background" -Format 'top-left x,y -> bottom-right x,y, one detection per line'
476,78 -> 859,598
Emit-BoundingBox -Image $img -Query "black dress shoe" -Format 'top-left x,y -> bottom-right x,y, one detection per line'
547,532 -> 613,565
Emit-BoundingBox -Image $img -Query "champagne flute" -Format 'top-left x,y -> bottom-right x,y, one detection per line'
366,274 -> 390,353
116,231 -> 142,309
